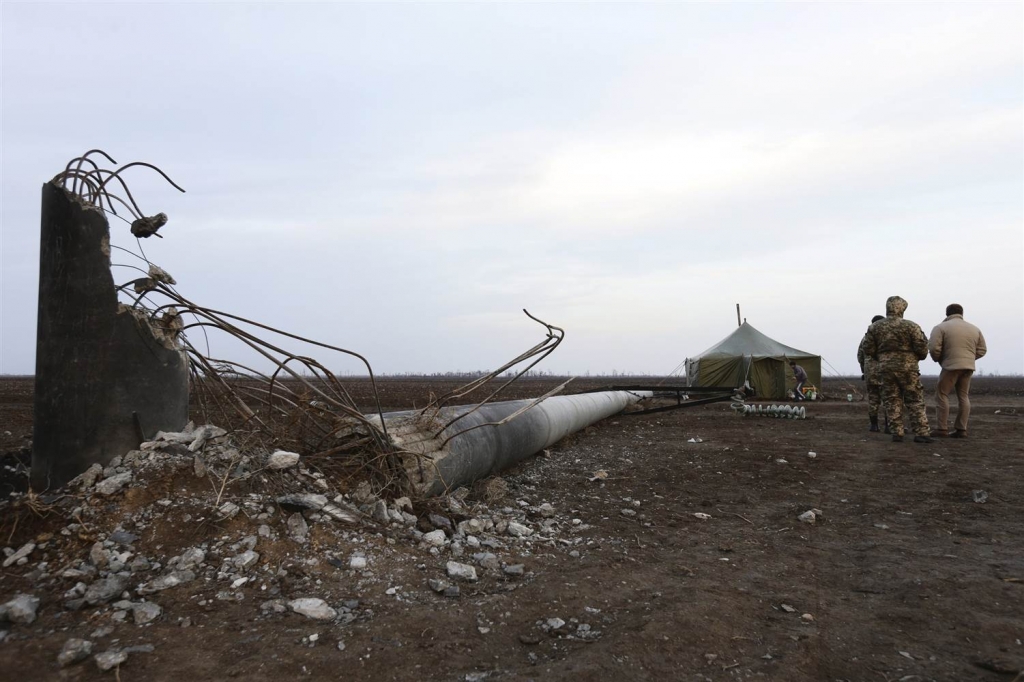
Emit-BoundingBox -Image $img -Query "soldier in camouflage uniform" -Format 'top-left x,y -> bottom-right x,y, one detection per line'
857,315 -> 886,432
861,296 -> 934,443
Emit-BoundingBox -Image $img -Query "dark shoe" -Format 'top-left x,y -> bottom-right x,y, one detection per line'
869,416 -> 879,432
913,435 -> 934,444
950,430 -> 968,439
933,430 -> 949,438
891,434 -> 904,442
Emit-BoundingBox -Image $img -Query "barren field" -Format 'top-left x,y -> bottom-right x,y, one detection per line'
1,376 -> 1023,681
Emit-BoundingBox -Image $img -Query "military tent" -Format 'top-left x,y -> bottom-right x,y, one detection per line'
685,321 -> 821,399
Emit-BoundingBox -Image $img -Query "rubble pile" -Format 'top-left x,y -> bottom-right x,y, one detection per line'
1,422 -> 598,672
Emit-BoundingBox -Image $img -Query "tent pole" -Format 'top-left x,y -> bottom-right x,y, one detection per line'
736,303 -> 741,327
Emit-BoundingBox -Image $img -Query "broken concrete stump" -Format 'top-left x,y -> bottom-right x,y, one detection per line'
32,182 -> 189,490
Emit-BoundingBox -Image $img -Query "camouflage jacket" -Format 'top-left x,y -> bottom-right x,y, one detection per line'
856,327 -> 881,383
861,296 -> 928,372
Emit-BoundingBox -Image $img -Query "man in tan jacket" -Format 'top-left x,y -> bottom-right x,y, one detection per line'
928,304 -> 987,438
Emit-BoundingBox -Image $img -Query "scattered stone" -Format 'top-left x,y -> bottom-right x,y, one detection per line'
95,472 -> 132,496
349,555 -> 367,570
177,547 -> 206,569
423,530 -> 447,547
188,424 -> 226,451
473,553 -> 500,571
371,500 -> 390,524
394,496 -> 413,513
278,493 -> 328,510
537,502 -> 556,518
693,513 -> 712,520
193,455 -> 207,478
233,550 -> 260,569
260,599 -> 287,614
798,511 -> 817,524
108,531 -> 138,545
137,570 -> 195,595
546,617 -> 566,631
428,514 -> 452,530
972,490 -> 989,504
507,521 -> 533,537
0,594 -> 40,624
2,542 -> 35,568
58,638 -> 94,666
288,513 -> 309,542
217,502 -> 240,519
443,585 -> 461,598
780,604 -> 796,613
807,451 -> 817,459
267,450 -> 301,470
321,503 -> 359,523
288,598 -> 337,621
95,650 -> 128,671
519,633 -> 541,645
503,564 -> 525,577
621,509 -> 637,517
801,613 -> 815,622
427,579 -> 449,593
133,602 -> 162,625
85,577 -> 127,606
446,561 -> 478,582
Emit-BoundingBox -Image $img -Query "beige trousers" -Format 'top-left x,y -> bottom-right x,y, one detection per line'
935,369 -> 974,433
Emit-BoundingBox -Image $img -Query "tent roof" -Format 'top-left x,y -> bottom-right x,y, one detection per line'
691,321 -> 817,360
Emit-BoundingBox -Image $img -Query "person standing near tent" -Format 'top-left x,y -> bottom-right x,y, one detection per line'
857,315 -> 887,432
861,296 -> 934,443
928,303 -> 986,438
789,361 -> 808,400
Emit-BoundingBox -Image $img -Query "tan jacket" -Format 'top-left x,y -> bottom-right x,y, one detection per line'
928,314 -> 987,371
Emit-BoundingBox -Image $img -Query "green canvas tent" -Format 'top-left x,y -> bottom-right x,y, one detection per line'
685,321 -> 821,399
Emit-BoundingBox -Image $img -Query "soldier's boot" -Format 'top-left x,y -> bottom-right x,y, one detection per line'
869,416 -> 879,432
950,430 -> 968,439
913,435 -> 934,444
891,434 -> 904,443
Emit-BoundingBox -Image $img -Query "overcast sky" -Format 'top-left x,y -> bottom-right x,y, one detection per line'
2,2 -> 1022,378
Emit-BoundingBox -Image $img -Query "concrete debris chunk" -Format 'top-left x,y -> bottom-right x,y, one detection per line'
798,511 -> 817,524
446,561 -> 478,582
132,602 -> 162,625
288,598 -> 337,621
267,450 -> 301,470
73,463 -> 104,489
177,547 -> 206,569
137,570 -> 195,595
188,425 -> 227,452
277,493 -> 328,510
233,550 -> 260,570
58,638 -> 94,666
288,513 -> 309,542
95,472 -> 132,496
507,521 -> 533,537
84,577 -> 127,606
95,650 -> 128,671
3,542 -> 35,568
0,594 -> 41,624
423,530 -> 447,547
321,503 -> 358,523
217,502 -> 240,519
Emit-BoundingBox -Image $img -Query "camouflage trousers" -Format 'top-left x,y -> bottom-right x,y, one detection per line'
867,381 -> 885,420
880,368 -> 930,437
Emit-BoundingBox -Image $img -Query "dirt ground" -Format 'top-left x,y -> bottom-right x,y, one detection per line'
1,376 -> 1023,681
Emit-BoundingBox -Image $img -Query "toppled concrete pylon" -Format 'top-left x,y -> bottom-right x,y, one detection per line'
381,390 -> 653,497
32,181 -> 189,490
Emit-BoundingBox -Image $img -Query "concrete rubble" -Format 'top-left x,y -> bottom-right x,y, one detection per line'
0,419 -> 602,671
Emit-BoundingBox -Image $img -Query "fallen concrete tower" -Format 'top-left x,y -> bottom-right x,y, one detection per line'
380,390 -> 652,497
